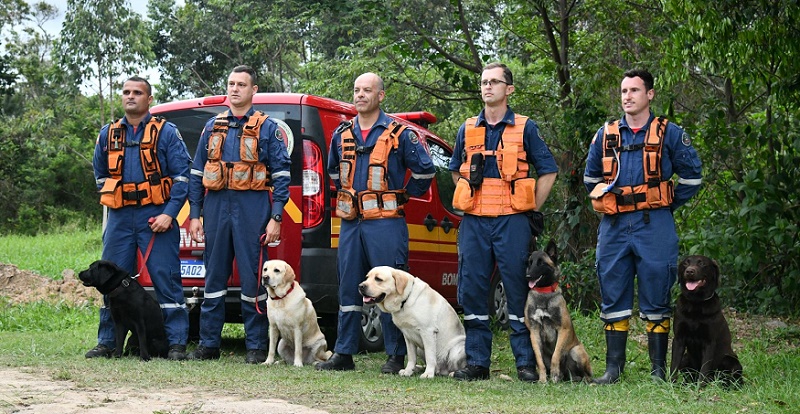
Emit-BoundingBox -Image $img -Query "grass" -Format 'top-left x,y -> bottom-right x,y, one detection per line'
1,228 -> 799,413
0,223 -> 102,279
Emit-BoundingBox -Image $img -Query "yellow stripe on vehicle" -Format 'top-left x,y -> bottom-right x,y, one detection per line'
408,223 -> 458,243
284,198 -> 301,224
177,202 -> 190,226
409,241 -> 458,254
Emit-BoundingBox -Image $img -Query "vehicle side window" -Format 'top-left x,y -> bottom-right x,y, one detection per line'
428,141 -> 458,215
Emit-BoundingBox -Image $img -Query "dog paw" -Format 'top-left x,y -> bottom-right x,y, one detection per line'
399,369 -> 415,377
551,374 -> 561,384
264,358 -> 275,365
419,371 -> 435,379
294,361 -> 304,368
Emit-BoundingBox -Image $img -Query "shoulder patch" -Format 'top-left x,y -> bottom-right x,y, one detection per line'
681,132 -> 692,146
176,129 -> 184,142
408,131 -> 419,144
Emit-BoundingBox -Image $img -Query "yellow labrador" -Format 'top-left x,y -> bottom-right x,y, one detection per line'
360,266 -> 466,378
261,259 -> 331,367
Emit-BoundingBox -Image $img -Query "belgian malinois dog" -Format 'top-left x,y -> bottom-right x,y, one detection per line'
524,240 -> 592,383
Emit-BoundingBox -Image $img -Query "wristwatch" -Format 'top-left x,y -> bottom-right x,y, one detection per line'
271,213 -> 282,223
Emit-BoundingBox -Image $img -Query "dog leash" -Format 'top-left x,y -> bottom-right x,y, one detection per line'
136,217 -> 169,278
255,233 -> 269,315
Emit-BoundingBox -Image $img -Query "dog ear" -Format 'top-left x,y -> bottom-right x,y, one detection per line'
283,261 -> 296,281
545,239 -> 558,264
393,268 -> 410,296
710,258 -> 720,285
678,258 -> 686,282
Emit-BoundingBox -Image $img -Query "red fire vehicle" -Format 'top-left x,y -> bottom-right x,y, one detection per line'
139,93 -> 508,350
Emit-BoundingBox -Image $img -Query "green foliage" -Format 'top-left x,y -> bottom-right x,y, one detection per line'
0,224 -> 102,279
0,2 -> 104,234
58,0 -> 154,125
683,111 -> 800,316
0,299 -> 96,332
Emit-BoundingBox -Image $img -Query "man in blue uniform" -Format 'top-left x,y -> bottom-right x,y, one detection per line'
449,62 -> 558,381
90,76 -> 191,360
584,69 -> 703,383
316,72 -> 435,373
187,65 -> 291,364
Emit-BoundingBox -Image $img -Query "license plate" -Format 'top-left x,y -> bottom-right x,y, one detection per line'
180,260 -> 205,279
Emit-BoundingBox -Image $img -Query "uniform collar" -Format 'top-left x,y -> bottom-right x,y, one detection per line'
476,106 -> 516,127
618,111 -> 655,131
121,113 -> 153,129
353,110 -> 391,134
226,106 -> 256,121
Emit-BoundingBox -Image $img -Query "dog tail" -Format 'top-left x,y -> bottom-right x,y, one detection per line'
445,335 -> 467,371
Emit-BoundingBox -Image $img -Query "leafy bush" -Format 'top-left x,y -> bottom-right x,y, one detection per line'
682,112 -> 800,317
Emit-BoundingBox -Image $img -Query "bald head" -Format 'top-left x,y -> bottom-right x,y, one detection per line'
355,72 -> 384,91
353,72 -> 385,119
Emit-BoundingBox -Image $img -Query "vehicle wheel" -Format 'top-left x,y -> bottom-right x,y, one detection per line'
488,270 -> 510,330
359,303 -> 384,353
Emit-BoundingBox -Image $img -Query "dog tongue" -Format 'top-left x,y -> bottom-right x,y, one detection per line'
686,281 -> 702,291
528,281 -> 536,289
362,296 -> 374,304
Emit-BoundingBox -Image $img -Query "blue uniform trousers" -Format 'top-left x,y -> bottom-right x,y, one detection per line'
334,217 -> 408,356
99,204 -> 189,348
198,189 -> 269,350
457,214 -> 534,369
595,209 -> 678,322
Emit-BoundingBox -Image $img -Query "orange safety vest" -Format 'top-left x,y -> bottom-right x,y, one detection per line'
335,120 -> 408,220
589,117 -> 674,214
452,115 -> 537,216
202,110 -> 272,191
99,117 -> 172,208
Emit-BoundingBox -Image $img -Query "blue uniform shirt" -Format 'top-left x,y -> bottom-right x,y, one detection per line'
327,110 -> 435,197
188,107 -> 292,219
583,112 -> 703,210
93,113 -> 191,218
449,107 -> 558,178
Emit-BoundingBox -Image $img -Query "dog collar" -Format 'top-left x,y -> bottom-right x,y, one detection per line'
108,278 -> 132,298
270,281 -> 295,300
533,282 -> 558,294
400,278 -> 415,309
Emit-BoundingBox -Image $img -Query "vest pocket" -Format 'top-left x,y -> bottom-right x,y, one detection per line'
509,178 -> 537,211
358,192 -> 382,220
336,189 -> 359,220
228,162 -> 252,191
99,178 -> 123,208
149,177 -> 172,205
452,177 -> 475,212
202,161 -> 226,190
250,164 -> 270,191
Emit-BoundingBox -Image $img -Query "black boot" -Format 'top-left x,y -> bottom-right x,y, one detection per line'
648,332 -> 669,382
381,355 -> 405,374
593,330 -> 627,385
315,353 -> 355,371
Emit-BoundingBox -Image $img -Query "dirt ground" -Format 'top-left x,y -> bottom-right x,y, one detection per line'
0,263 -> 331,414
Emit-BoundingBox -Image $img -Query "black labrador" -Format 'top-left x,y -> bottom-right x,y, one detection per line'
78,260 -> 168,360
671,255 -> 743,386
